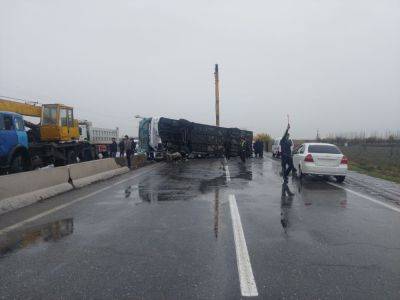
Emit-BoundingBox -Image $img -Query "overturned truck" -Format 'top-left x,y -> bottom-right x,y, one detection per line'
138,117 -> 253,160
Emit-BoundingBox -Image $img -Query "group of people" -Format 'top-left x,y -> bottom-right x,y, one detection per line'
225,138 -> 251,162
110,135 -> 136,168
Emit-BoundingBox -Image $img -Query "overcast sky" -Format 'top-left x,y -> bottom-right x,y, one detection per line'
1,0 -> 399,138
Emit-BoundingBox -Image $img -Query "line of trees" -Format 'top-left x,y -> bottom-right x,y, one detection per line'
321,130 -> 400,146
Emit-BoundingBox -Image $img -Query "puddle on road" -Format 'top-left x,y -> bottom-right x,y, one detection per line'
199,175 -> 227,193
281,184 -> 294,232
292,177 -> 347,208
135,164 -> 230,202
0,218 -> 73,257
214,188 -> 220,238
229,162 -> 253,181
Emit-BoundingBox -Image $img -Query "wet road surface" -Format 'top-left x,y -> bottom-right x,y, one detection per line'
0,156 -> 399,299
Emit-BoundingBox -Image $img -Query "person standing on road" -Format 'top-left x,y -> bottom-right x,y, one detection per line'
280,124 -> 294,183
110,138 -> 118,158
124,135 -> 133,168
253,141 -> 258,158
239,138 -> 246,163
254,140 -> 264,158
259,140 -> 264,158
119,139 -> 125,157
224,139 -> 231,160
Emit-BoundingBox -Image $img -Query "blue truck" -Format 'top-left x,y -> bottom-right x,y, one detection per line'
0,111 -> 30,173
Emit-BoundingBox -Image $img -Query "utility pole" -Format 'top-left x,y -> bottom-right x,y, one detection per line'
214,64 -> 220,127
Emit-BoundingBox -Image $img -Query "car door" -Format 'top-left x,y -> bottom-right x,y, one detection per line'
293,144 -> 304,169
14,115 -> 28,148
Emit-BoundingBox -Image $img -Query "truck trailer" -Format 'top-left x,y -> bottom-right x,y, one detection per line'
79,120 -> 119,157
138,117 -> 253,160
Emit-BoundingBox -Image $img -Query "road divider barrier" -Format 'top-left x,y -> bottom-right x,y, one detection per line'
69,158 -> 130,188
0,155 -> 148,215
0,166 -> 72,215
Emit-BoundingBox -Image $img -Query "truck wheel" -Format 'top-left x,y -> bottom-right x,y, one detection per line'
10,153 -> 25,173
67,151 -> 78,164
82,149 -> 92,161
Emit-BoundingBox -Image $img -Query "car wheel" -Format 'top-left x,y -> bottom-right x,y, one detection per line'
335,176 -> 345,183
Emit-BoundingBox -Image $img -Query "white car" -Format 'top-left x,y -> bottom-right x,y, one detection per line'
272,138 -> 294,158
292,143 -> 348,182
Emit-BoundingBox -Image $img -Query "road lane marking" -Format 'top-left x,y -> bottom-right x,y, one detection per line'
222,157 -> 231,182
225,165 -> 231,182
0,164 -> 162,236
229,194 -> 258,297
328,182 -> 400,213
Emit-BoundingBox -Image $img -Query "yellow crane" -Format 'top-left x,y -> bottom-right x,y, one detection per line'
0,98 -> 79,142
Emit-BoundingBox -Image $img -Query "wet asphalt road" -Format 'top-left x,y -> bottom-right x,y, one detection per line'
0,155 -> 400,299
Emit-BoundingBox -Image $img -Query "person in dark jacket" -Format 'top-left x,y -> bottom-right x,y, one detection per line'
239,138 -> 246,162
280,124 -> 294,183
224,140 -> 231,160
110,138 -> 118,158
258,140 -> 264,158
124,135 -> 133,168
253,140 -> 259,158
119,139 -> 125,157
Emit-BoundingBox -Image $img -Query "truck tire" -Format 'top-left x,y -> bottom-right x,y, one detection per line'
10,153 -> 25,173
67,151 -> 78,164
82,148 -> 93,161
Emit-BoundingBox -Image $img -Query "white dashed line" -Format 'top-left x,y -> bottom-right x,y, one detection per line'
0,164 -> 161,236
229,194 -> 258,297
223,157 -> 231,182
225,165 -> 231,182
327,182 -> 400,213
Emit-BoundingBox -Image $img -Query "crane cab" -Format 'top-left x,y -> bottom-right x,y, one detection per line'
41,104 -> 79,142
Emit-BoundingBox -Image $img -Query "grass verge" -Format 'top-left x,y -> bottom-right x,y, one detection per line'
348,161 -> 400,184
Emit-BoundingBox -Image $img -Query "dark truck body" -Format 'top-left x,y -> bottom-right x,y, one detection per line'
139,117 -> 253,159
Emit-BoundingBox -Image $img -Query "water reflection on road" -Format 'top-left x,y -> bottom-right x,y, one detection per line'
0,218 -> 73,257
280,183 -> 294,232
214,188 -> 220,238
292,176 -> 348,208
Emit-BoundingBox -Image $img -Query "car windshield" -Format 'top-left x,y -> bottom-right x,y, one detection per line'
308,144 -> 341,154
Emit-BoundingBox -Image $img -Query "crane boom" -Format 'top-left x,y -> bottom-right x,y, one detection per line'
0,98 -> 42,117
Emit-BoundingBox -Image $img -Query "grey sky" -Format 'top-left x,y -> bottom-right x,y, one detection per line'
1,0 -> 399,138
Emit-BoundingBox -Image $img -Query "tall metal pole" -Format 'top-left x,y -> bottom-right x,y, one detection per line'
214,64 -> 220,127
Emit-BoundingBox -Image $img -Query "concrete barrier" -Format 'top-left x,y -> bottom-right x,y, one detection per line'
0,166 -> 72,215
0,157 -> 145,215
69,158 -> 129,188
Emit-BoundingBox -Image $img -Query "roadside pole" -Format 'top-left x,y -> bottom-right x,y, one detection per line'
214,64 -> 220,127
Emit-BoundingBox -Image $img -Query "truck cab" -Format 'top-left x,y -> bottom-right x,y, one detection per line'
0,111 -> 30,173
